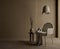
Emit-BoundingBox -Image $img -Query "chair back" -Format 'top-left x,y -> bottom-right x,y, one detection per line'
47,28 -> 54,35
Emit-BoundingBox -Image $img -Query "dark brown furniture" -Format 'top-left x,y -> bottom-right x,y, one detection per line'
36,32 -> 42,46
29,32 -> 34,42
29,29 -> 34,42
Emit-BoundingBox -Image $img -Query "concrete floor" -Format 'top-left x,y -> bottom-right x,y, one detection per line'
0,38 -> 60,49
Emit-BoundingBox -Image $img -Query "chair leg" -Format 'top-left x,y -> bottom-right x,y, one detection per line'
52,38 -> 53,45
51,35 -> 53,45
44,36 -> 46,47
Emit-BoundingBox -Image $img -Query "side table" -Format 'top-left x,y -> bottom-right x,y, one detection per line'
36,32 -> 42,46
29,32 -> 34,42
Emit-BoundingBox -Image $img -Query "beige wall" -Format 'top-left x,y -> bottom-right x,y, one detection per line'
35,0 -> 55,36
0,0 -> 55,41
34,0 -> 55,41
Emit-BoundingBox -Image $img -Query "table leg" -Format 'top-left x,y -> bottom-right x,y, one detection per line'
36,33 -> 42,46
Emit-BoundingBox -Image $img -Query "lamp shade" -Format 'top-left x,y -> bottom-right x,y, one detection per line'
42,5 -> 50,14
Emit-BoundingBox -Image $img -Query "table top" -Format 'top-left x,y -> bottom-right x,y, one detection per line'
37,30 -> 46,33
36,30 -> 47,36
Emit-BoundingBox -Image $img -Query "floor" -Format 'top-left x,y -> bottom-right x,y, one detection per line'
0,38 -> 60,49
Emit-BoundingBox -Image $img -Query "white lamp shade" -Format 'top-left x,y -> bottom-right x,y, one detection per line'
42,5 -> 50,14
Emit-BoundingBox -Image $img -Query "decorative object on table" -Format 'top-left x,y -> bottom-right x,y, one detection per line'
42,5 -> 50,14
36,28 -> 41,32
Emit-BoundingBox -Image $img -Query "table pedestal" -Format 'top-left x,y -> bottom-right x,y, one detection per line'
29,32 -> 34,42
36,33 -> 42,46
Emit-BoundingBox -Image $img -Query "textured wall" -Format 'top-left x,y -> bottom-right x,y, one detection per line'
0,0 -> 55,41
35,0 -> 55,36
